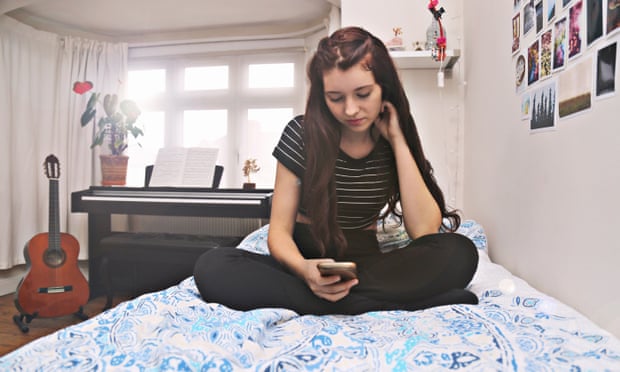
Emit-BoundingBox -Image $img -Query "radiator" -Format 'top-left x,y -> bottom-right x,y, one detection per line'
111,215 -> 266,237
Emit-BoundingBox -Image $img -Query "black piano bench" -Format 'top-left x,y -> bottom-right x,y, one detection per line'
98,232 -> 242,310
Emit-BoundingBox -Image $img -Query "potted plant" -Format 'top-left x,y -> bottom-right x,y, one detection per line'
242,158 -> 260,190
73,81 -> 144,185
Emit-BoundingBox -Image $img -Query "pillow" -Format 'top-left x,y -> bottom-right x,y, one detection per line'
453,219 -> 488,252
236,224 -> 270,255
376,213 -> 412,253
236,218 -> 488,255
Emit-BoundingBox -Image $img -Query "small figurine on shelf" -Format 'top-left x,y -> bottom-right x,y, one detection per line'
385,27 -> 405,51
242,158 -> 260,190
426,0 -> 447,62
413,41 -> 424,51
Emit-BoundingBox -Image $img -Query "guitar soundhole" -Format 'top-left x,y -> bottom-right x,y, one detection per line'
44,249 -> 66,268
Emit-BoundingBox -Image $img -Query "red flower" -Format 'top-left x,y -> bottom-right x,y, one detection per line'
428,0 -> 439,9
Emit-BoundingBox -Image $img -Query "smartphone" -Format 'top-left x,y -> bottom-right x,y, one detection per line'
317,261 -> 357,281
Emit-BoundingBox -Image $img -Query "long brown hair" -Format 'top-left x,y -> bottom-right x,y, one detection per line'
302,26 -> 460,256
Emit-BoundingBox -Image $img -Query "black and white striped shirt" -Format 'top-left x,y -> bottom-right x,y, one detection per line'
273,116 -> 396,230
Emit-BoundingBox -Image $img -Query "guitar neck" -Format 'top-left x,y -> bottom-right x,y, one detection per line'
49,178 -> 60,250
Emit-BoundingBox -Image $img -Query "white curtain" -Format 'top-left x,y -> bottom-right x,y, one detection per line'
0,15 -> 127,269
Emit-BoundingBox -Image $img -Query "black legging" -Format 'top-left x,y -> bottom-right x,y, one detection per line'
193,223 -> 479,315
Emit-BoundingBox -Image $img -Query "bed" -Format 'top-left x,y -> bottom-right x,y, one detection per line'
2,220 -> 620,371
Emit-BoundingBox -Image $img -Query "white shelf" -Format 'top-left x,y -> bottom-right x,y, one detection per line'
389,49 -> 460,70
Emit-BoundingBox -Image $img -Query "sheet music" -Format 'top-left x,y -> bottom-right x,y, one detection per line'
149,147 -> 219,187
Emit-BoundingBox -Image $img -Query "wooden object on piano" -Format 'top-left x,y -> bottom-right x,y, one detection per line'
14,155 -> 89,333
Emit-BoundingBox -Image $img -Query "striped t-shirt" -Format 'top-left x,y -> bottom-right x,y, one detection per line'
272,115 -> 396,230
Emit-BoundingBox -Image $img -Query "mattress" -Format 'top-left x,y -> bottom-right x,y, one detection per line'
1,221 -> 619,371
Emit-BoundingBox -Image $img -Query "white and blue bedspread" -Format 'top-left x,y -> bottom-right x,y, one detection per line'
2,222 -> 620,371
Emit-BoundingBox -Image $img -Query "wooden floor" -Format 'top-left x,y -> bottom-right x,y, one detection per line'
0,292 -> 131,357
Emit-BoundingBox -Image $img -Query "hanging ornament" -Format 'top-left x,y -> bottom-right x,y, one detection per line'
427,0 -> 447,62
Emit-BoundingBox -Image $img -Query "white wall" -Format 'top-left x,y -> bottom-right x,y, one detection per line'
343,0 -> 620,338
342,0 -> 466,210
463,1 -> 620,338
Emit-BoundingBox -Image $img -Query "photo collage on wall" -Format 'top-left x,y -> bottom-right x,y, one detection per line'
513,0 -> 619,132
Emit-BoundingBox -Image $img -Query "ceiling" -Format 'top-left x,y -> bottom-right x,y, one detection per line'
3,0 -> 339,44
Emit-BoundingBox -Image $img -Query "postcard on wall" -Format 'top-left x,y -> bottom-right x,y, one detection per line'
521,93 -> 532,120
596,42 -> 617,98
553,17 -> 568,71
568,0 -> 585,60
513,13 -> 522,54
540,29 -> 554,79
586,0 -> 604,46
549,0 -> 557,21
516,54 -> 527,93
608,0 -> 620,36
528,39 -> 541,85
150,147 -> 219,187
530,80 -> 558,131
524,1 -> 537,35
558,56 -> 593,118
536,1 -> 544,34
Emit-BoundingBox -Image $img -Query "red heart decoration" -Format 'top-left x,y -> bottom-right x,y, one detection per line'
73,81 -> 94,95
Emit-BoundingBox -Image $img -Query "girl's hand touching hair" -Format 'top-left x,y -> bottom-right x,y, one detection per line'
301,258 -> 358,302
374,101 -> 405,145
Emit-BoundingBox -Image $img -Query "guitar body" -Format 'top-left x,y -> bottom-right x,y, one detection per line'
15,232 -> 89,318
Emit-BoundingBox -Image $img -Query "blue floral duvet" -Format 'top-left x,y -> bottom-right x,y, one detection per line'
2,222 -> 620,371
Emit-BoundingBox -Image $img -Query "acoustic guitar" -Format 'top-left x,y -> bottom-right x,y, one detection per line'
14,155 -> 89,331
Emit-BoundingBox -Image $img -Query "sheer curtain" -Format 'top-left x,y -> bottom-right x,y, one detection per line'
0,15 -> 127,269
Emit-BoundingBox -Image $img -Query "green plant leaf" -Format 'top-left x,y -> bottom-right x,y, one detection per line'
120,100 -> 141,124
80,109 -> 96,127
103,94 -> 118,117
86,92 -> 99,110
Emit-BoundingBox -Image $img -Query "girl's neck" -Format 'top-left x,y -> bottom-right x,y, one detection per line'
339,127 -> 378,159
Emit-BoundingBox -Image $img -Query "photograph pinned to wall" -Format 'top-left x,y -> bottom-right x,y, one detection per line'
513,12 -> 522,54
558,56 -> 593,118
569,0 -> 584,59
530,79 -> 557,131
529,39 -> 541,84
521,93 -> 532,120
516,54 -> 527,92
540,29 -> 554,78
608,0 -> 620,36
587,0 -> 604,46
524,0 -> 536,35
536,1 -> 544,33
553,17 -> 568,70
596,41 -> 617,98
549,0 -> 557,21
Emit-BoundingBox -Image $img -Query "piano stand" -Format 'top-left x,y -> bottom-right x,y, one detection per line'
71,187 -> 272,299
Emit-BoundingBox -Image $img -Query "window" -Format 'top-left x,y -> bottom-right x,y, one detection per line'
126,52 -> 305,188
184,66 -> 229,91
248,63 -> 295,88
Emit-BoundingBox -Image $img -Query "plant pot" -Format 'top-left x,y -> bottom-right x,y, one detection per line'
100,155 -> 129,186
242,182 -> 256,190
